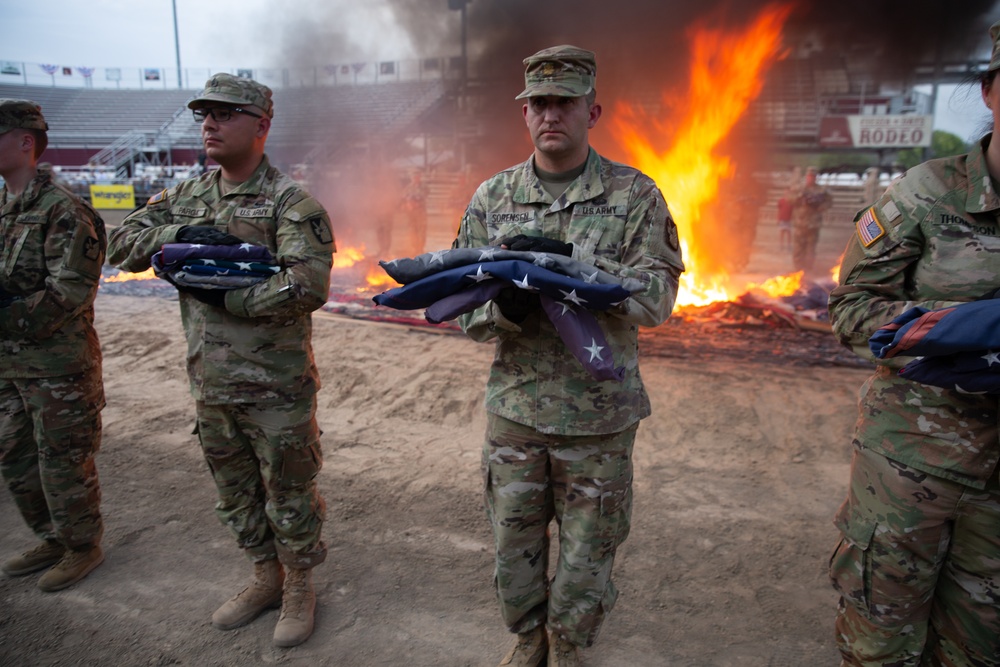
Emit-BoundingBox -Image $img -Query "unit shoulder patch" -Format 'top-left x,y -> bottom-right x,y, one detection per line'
307,215 -> 334,249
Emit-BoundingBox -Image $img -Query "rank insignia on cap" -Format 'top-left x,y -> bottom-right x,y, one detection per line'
856,206 -> 885,247
541,62 -> 557,76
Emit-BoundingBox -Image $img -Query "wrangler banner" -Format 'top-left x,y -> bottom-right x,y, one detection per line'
89,184 -> 135,209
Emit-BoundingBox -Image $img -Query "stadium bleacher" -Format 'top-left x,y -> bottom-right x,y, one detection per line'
0,79 -> 450,178
0,84 -> 196,148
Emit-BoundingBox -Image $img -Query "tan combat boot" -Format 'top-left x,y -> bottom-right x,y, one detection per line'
547,633 -> 582,667
212,559 -> 284,630
2,540 -> 65,577
498,626 -> 547,666
273,567 -> 316,647
37,545 -> 104,592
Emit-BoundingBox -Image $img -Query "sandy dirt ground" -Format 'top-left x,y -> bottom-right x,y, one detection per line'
0,220 -> 869,667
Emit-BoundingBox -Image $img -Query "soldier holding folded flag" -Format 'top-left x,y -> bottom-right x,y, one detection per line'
452,45 -> 684,666
827,19 -> 1000,666
107,74 -> 334,648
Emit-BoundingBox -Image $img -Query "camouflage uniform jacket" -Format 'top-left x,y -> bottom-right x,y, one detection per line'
0,166 -> 106,379
107,156 -> 334,404
455,149 -> 684,435
829,134 -> 1000,488
788,181 -> 832,230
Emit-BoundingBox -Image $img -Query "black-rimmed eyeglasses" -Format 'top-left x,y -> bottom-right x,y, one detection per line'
192,106 -> 263,123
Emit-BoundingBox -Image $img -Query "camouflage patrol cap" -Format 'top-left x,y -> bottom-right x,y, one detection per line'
990,20 -> 1000,72
188,73 -> 274,118
515,45 -> 596,100
0,99 -> 48,134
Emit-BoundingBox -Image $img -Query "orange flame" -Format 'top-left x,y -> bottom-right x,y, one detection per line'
331,244 -> 400,293
746,270 -> 802,299
102,267 -> 157,283
334,245 -> 367,269
363,264 -> 399,291
610,3 -> 795,307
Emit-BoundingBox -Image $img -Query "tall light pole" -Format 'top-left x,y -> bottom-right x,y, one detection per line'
172,0 -> 183,88
448,0 -> 470,91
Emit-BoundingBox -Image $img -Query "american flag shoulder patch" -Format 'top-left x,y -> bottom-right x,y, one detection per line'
856,206 -> 886,247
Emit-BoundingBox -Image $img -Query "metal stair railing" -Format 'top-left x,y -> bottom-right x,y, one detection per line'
89,130 -> 153,178
154,102 -> 197,150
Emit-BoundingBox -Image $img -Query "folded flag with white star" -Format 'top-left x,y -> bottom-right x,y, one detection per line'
151,242 -> 280,290
869,300 -> 1000,393
379,247 -> 647,294
373,249 -> 637,382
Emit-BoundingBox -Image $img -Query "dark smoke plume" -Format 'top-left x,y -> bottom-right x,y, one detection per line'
387,0 -> 999,172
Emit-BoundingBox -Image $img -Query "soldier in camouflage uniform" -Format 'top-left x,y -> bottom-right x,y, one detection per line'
827,21 -> 1000,666
0,99 -> 107,592
453,46 -> 684,667
787,165 -> 831,273
106,74 -> 334,648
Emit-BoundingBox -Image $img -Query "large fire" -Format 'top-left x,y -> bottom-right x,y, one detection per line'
104,3 -> 821,312
610,2 -> 797,308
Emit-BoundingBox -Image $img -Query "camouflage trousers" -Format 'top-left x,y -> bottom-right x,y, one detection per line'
195,395 -> 326,570
791,223 -> 820,272
483,413 -> 637,648
830,444 -> 1000,666
0,368 -> 104,549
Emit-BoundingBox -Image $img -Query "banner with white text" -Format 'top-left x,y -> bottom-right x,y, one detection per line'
819,115 -> 933,148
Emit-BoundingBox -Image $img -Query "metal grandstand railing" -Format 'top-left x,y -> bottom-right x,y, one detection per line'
90,131 -> 151,178
88,101 -> 197,176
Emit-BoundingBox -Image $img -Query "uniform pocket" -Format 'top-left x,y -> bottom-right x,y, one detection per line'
2,223 -> 42,279
591,474 -> 633,561
280,440 -> 322,486
829,501 -> 877,614
593,217 -> 626,259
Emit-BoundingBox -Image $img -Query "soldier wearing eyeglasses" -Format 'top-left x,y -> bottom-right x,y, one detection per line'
107,73 -> 334,648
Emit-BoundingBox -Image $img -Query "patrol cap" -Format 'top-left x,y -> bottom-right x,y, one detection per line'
188,73 -> 274,118
990,20 -> 1000,72
515,45 -> 596,100
0,99 -> 48,134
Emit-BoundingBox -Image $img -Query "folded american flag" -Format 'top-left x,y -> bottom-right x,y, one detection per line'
373,248 -> 639,382
869,300 -> 1000,393
379,247 -> 647,293
151,243 -> 279,290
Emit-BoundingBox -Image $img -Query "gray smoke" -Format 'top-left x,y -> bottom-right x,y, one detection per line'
384,0 -> 1000,170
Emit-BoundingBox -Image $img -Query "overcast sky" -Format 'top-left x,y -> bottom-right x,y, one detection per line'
0,0 -> 421,67
0,0 -> 990,140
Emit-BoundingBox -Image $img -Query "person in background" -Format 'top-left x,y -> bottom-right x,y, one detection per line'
0,99 -> 107,592
776,193 -> 792,251
106,74 -> 334,648
827,19 -> 1000,666
401,169 -> 428,256
861,166 -> 881,206
788,165 -> 832,272
453,45 -> 684,666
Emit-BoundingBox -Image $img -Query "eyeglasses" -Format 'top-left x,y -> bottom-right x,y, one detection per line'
192,106 -> 263,123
